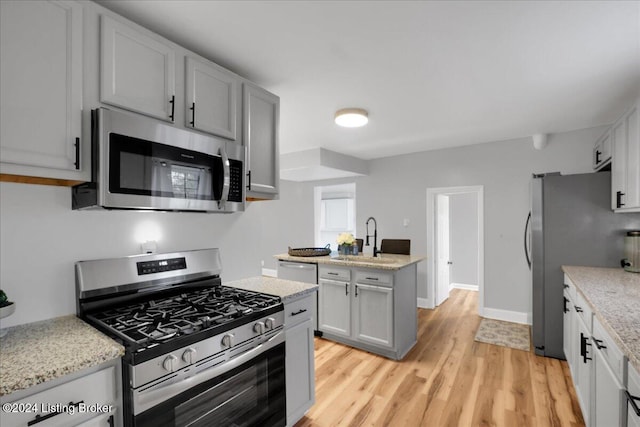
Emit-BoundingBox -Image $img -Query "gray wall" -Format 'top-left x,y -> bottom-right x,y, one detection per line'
449,192 -> 479,286
0,125 -> 606,327
0,180 -> 312,327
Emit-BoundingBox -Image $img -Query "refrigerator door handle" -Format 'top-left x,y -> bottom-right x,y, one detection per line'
524,212 -> 532,270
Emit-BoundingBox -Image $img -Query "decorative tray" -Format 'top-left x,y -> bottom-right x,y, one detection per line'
288,245 -> 331,257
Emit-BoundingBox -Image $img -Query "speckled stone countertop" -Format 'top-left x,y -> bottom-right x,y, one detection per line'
562,266 -> 640,372
0,315 -> 124,397
274,253 -> 426,271
227,276 -> 318,303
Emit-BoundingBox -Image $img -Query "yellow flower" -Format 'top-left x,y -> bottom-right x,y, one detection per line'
337,233 -> 355,246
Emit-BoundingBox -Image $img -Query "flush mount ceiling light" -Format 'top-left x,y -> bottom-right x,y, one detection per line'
335,108 -> 369,128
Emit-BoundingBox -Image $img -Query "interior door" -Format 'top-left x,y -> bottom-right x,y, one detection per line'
436,194 -> 451,306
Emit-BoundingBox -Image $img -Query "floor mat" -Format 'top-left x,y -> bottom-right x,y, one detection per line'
474,318 -> 530,351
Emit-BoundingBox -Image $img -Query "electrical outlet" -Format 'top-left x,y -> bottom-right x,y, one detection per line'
403,218 -> 410,227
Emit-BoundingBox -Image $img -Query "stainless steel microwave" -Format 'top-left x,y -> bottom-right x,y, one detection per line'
72,108 -> 245,213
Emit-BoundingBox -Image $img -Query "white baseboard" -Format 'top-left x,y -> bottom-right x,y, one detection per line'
450,282 -> 478,291
262,268 -> 277,278
483,307 -> 531,325
417,297 -> 432,309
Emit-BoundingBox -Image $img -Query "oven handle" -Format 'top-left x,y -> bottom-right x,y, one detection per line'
133,330 -> 284,415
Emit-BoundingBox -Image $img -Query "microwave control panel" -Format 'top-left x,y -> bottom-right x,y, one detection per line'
228,159 -> 243,202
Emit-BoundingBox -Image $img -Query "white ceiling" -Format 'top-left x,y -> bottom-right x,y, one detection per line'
97,1 -> 640,160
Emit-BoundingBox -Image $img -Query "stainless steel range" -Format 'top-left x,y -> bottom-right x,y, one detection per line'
76,249 -> 286,427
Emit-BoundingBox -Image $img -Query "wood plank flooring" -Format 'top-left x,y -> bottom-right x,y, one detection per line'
295,289 -> 584,427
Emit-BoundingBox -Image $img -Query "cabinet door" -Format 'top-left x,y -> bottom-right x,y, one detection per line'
0,0 -> 82,175
575,316 -> 593,425
354,283 -> 393,348
243,82 -> 279,198
629,364 -> 640,427
593,131 -> 611,170
100,15 -> 175,122
625,104 -> 640,209
185,57 -> 237,140
285,318 -> 315,427
593,347 -> 623,427
612,118 -> 628,209
563,292 -> 574,375
318,278 -> 350,337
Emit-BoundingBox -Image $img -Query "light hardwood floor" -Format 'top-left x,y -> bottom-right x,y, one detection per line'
296,289 -> 584,427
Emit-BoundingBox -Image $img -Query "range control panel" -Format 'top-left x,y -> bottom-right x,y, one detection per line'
137,257 -> 187,275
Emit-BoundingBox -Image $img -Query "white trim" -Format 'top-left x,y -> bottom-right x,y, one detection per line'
451,282 -> 478,291
417,297 -> 431,309
483,307 -> 531,325
262,268 -> 277,277
426,186 -> 484,315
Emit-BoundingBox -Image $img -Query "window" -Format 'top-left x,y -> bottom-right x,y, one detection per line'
314,183 -> 356,251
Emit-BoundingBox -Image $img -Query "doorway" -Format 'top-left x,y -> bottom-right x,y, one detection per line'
426,186 -> 484,314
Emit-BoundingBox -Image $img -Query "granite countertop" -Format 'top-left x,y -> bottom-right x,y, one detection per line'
562,266 -> 640,372
0,315 -> 124,397
274,253 -> 426,271
228,276 -> 318,303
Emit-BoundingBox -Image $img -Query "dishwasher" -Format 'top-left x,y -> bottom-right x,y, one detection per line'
277,261 -> 319,332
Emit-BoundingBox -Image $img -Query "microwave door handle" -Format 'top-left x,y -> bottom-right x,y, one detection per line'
218,148 -> 230,209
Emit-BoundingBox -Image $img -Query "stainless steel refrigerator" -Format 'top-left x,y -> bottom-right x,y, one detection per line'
528,171 -> 640,359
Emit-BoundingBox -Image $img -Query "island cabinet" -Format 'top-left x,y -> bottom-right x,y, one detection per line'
283,293 -> 315,427
0,0 -> 87,183
318,263 -> 417,360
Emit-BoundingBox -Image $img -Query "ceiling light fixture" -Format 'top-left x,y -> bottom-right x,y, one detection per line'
335,108 -> 368,128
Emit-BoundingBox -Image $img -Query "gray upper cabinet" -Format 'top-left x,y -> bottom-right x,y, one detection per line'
243,82 -> 280,199
0,0 -> 86,182
611,97 -> 640,212
185,57 -> 238,140
100,15 -> 176,122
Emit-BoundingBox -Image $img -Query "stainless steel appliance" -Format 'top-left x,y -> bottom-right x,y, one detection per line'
622,231 -> 640,273
76,249 -> 285,427
72,108 -> 245,213
277,261 -> 318,331
527,172 -> 640,359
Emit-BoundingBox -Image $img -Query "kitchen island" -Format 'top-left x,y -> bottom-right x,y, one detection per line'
275,253 -> 426,360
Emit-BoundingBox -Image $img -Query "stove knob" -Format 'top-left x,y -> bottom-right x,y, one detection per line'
253,321 -> 265,334
162,354 -> 178,371
265,317 -> 276,330
222,333 -> 234,348
182,347 -> 197,364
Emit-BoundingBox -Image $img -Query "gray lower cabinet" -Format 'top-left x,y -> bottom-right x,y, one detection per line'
318,264 -> 417,360
284,293 -> 315,427
628,363 -> 640,427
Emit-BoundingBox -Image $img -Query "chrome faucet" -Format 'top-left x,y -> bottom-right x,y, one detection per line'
365,217 -> 379,257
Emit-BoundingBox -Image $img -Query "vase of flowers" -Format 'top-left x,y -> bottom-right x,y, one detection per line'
337,232 -> 356,256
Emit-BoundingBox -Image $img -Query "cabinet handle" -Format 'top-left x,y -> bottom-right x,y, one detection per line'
345,283 -> 349,296
574,305 -> 583,313
327,272 -> 338,276
169,95 -> 175,121
617,191 -> 626,208
246,170 -> 251,190
592,337 -> 607,350
595,150 -> 602,164
580,333 -> 592,363
563,284 -> 569,289
189,102 -> 196,127
74,137 -> 80,170
355,285 -> 359,297
108,414 -> 115,427
626,391 -> 640,417
27,400 -> 84,426
563,296 -> 568,313
365,277 -> 379,281
291,308 -> 307,316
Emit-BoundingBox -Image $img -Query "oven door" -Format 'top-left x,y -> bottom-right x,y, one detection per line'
130,332 -> 286,427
